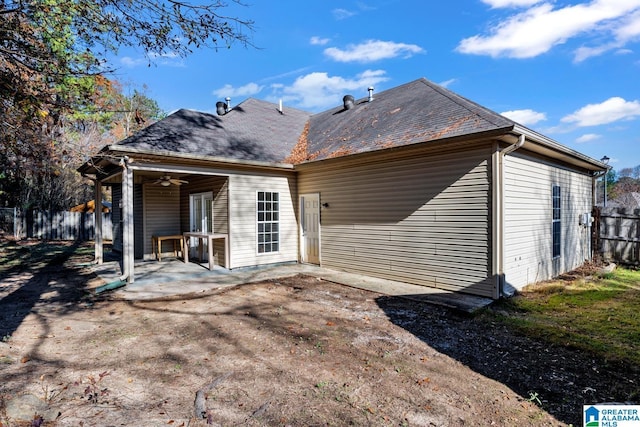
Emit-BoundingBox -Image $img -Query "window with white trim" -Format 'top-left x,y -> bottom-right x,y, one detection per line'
552,185 -> 561,258
257,191 -> 279,253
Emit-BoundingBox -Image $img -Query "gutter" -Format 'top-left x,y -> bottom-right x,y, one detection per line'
105,145 -> 296,171
510,124 -> 604,171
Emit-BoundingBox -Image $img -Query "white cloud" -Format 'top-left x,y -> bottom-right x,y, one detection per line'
310,36 -> 330,46
332,8 -> 356,20
576,133 -> 602,143
324,40 -> 424,63
271,70 -> 390,111
501,108 -> 547,125
562,97 -> 640,127
119,51 -> 184,68
120,56 -> 146,68
573,9 -> 640,62
457,1 -> 640,59
482,0 -> 542,8
574,44 -> 613,62
439,78 -> 458,88
212,82 -> 264,99
615,8 -> 640,40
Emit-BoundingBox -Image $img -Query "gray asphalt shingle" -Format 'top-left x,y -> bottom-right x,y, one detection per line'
111,78 -> 516,164
115,98 -> 311,163
303,78 -> 515,162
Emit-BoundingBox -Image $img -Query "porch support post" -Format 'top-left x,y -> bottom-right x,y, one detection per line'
122,159 -> 135,283
94,180 -> 103,264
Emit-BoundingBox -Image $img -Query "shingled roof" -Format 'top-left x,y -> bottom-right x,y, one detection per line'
113,98 -> 311,163
298,78 -> 516,162
105,78 -> 521,166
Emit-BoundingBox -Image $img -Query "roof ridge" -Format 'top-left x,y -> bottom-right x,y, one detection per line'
232,97 -> 312,115
416,78 -> 515,129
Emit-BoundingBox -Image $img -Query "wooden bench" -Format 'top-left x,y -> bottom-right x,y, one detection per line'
152,234 -> 184,261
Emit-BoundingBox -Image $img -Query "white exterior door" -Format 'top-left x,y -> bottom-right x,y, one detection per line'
189,192 -> 213,260
300,193 -> 320,264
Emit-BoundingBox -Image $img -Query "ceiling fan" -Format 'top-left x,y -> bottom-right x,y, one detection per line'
150,174 -> 188,187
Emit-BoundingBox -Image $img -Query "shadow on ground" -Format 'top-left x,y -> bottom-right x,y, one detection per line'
0,241 -> 95,338
376,295 -> 639,427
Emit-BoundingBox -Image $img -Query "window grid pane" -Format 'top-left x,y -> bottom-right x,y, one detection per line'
257,191 -> 280,254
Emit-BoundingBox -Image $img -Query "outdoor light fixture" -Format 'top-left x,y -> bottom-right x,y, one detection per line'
601,156 -> 610,207
322,202 -> 329,208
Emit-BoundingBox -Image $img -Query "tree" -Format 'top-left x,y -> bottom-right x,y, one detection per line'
609,165 -> 640,209
1,0 -> 253,210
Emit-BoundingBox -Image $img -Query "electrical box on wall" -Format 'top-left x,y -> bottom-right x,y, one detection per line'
578,212 -> 593,227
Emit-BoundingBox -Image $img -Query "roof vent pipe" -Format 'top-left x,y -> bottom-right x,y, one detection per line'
343,94 -> 355,110
216,101 -> 226,116
368,86 -> 374,102
225,97 -> 231,112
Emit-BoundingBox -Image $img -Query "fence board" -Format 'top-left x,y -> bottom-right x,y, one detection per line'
597,207 -> 640,265
25,210 -> 112,241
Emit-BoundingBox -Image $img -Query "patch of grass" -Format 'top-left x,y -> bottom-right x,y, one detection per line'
487,267 -> 640,365
0,240 -> 90,274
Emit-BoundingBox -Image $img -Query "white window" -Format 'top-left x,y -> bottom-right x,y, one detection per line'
552,185 -> 561,258
257,191 -> 279,253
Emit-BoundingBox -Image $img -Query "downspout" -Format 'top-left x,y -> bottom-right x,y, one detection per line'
494,134 -> 525,298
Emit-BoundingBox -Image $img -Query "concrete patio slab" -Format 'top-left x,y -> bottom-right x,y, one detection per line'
89,258 -> 493,313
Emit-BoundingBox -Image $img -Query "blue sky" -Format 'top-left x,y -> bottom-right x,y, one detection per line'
107,0 -> 640,171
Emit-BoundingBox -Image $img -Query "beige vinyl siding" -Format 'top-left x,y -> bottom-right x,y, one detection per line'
179,176 -> 228,266
503,152 -> 592,291
143,184 -> 181,260
134,184 -> 144,258
228,173 -> 298,269
111,183 -> 144,257
298,146 -> 495,297
112,184 -> 122,252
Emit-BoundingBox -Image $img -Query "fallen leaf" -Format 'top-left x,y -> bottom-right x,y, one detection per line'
21,355 -> 30,363
326,321 -> 335,326
64,326 -> 71,330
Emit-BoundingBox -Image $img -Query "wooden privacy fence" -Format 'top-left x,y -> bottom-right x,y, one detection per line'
594,207 -> 640,265
7,210 -> 113,241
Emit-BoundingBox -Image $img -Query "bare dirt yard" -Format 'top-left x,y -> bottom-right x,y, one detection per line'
0,241 -> 637,426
